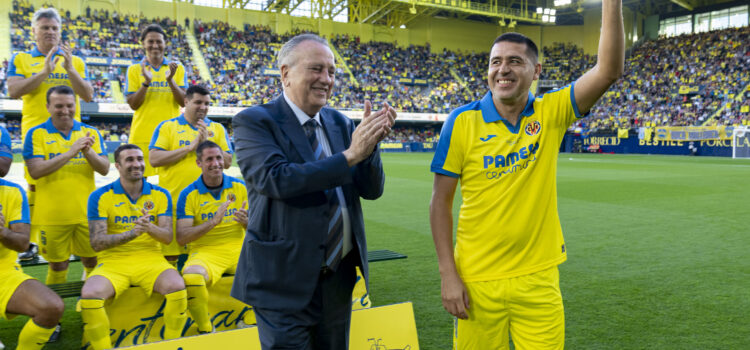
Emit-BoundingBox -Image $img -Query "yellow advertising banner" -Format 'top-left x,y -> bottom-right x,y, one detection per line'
82,269 -> 371,348
120,302 -> 419,350
654,126 -> 731,141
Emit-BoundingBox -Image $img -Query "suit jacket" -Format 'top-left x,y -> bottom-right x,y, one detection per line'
230,96 -> 385,312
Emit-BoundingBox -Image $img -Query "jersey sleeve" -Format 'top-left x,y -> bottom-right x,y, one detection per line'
8,186 -> 30,225
0,126 -> 12,159
87,189 -> 107,221
176,188 -> 194,219
149,120 -> 171,150
543,82 -> 586,132
75,56 -> 88,80
215,123 -> 234,153
125,64 -> 140,95
176,64 -> 187,89
22,129 -> 44,160
7,53 -> 25,78
89,126 -> 107,155
430,111 -> 465,178
155,187 -> 173,217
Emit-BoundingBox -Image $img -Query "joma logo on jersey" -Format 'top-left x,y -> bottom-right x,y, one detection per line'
483,142 -> 540,169
525,121 -> 541,136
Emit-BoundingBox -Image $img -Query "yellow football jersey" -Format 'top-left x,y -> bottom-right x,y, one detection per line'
87,179 -> 172,259
0,179 -> 30,267
149,115 -> 233,197
431,84 -> 585,282
8,46 -> 87,138
125,58 -> 187,144
176,174 -> 246,250
23,119 -> 105,225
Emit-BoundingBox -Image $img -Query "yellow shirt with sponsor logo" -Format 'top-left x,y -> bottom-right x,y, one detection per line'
8,46 -> 87,138
87,179 -> 172,259
176,174 -> 246,250
149,115 -> 233,197
431,84 -> 584,282
23,119 -> 106,225
125,58 -> 187,144
0,179 -> 30,267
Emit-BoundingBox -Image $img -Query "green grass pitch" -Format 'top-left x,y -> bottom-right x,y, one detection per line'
1,153 -> 748,349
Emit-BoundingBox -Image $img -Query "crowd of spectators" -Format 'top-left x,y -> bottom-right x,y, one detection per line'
0,59 -> 8,98
382,126 -> 439,143
4,0 -> 749,131
10,1 -> 197,103
570,25 -> 749,132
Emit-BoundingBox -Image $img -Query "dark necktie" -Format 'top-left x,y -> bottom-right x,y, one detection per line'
303,119 -> 344,270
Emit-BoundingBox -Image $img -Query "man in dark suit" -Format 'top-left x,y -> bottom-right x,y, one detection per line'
230,33 -> 396,349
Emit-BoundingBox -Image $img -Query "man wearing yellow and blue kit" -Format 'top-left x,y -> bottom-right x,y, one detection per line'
126,24 -> 187,178
23,86 -> 109,285
429,1 -> 624,349
0,177 -> 64,350
0,125 -> 12,177
176,140 -> 247,334
81,144 -> 187,350
7,6 -> 93,262
149,85 -> 233,263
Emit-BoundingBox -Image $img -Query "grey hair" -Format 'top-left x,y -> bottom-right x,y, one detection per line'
276,33 -> 330,69
33,7 -> 62,26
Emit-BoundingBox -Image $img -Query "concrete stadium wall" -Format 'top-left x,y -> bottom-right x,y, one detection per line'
15,0 -> 639,56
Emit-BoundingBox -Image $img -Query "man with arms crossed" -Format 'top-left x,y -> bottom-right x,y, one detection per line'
126,24 -> 187,178
231,33 -> 395,349
176,141 -> 247,334
429,1 -> 624,348
81,144 -> 187,350
7,7 -> 93,261
23,85 -> 109,285
149,85 -> 233,264
0,178 -> 64,349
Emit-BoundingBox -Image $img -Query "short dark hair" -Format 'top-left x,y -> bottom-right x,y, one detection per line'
186,85 -> 210,100
114,144 -> 142,164
46,85 -> 75,103
196,140 -> 222,161
493,32 -> 539,62
140,24 -> 167,42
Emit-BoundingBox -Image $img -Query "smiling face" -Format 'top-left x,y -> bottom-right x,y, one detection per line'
116,148 -> 145,182
197,146 -> 224,181
33,17 -> 61,50
142,31 -> 166,63
487,41 -> 541,107
185,93 -> 210,121
46,92 -> 76,128
280,40 -> 336,116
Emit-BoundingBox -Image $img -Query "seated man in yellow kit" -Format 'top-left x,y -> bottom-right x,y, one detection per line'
0,178 -> 64,350
176,141 -> 248,334
80,144 -> 187,349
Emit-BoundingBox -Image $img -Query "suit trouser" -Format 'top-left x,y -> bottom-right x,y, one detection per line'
253,253 -> 358,350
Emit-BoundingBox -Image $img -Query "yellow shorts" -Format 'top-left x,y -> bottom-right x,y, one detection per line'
89,253 -> 175,299
134,142 -> 158,178
183,245 -> 240,286
39,223 -> 97,262
0,265 -> 35,320
453,266 -> 564,350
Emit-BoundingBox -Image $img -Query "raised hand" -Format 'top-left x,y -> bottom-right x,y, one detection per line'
141,61 -> 153,85
211,198 -> 234,227
344,100 -> 389,165
60,43 -> 74,71
166,62 -> 179,82
44,46 -> 60,74
233,201 -> 248,228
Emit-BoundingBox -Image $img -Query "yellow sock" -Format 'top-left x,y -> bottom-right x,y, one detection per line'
45,269 -> 67,285
163,289 -> 188,340
184,274 -> 212,332
80,298 -> 112,350
17,319 -> 55,350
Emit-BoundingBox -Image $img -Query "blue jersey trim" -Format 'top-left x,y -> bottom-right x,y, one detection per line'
569,81 -> 588,119
1,179 -> 31,223
431,101 -> 479,175
7,52 -> 22,77
88,183 -> 112,220
149,119 -> 173,150
176,184 -> 197,218
153,185 -> 173,215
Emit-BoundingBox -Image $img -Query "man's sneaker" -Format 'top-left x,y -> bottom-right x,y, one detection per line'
18,243 -> 39,261
48,324 -> 61,343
